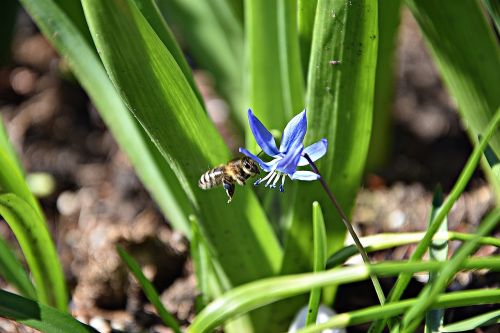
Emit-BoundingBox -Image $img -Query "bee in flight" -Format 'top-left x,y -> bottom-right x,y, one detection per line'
198,156 -> 260,203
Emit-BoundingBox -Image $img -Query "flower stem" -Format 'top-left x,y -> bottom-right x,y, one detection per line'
303,153 -> 386,305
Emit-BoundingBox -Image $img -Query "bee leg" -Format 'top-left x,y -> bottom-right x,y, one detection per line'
223,180 -> 235,203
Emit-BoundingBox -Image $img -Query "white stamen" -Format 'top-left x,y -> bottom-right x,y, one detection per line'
271,172 -> 281,188
265,172 -> 278,187
260,170 -> 275,184
279,174 -> 286,192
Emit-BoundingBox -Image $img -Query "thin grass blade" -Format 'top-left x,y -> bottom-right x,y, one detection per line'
0,194 -> 67,310
305,202 -> 327,326
0,236 -> 36,299
369,109 -> 500,333
0,289 -> 97,333
187,258 -> 497,333
117,246 -> 181,333
19,0 -> 194,235
440,309 -> 500,332
401,208 -> 500,332
483,0 -> 500,34
81,0 -> 281,289
295,289 -> 500,333
424,186 -> 448,333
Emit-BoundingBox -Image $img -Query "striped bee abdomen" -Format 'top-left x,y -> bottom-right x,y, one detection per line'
198,167 -> 225,190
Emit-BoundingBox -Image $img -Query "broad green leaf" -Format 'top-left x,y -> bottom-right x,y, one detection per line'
130,0 -> 203,107
366,0 -> 401,170
0,289 -> 97,333
401,208 -> 500,332
19,0 -> 193,235
0,236 -> 36,299
0,194 -> 67,310
369,109 -> 500,333
117,246 -> 181,333
187,258 -> 498,333
305,202 -> 327,326
441,309 -> 500,332
53,0 -> 93,46
279,0 -> 378,326
298,0 -> 318,79
157,0 -> 245,123
296,289 -> 500,333
425,187 -> 448,333
81,0 -> 281,289
405,0 -> 500,160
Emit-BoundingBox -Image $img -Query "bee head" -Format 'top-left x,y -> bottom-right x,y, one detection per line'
242,157 -> 260,176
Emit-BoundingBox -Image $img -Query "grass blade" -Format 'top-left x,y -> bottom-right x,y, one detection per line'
424,187 -> 448,333
117,246 -> 181,333
0,289 -> 97,333
401,208 -> 500,332
295,289 -> 500,333
19,0 -> 194,235
82,0 -> 281,288
305,202 -> 327,326
369,109 -> 500,333
440,309 -> 500,332
0,236 -> 36,299
405,0 -> 500,159
0,194 -> 67,310
187,258 -> 498,333
483,0 -> 500,35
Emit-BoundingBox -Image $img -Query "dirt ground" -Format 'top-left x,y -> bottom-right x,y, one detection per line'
0,9 -> 498,333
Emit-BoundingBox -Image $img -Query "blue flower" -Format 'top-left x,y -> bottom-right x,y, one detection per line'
239,109 -> 327,192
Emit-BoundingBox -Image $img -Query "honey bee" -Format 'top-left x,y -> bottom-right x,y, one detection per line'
198,156 -> 260,203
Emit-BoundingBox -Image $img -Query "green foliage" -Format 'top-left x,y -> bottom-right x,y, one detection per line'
305,202 -> 327,326
117,246 -> 182,333
0,289 -> 97,333
0,194 -> 67,310
441,309 -> 500,332
81,0 -> 281,291
0,236 -> 36,299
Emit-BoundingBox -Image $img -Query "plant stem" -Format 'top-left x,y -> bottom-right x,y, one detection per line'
304,153 -> 386,305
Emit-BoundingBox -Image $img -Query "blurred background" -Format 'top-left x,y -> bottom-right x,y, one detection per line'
0,6 -> 497,333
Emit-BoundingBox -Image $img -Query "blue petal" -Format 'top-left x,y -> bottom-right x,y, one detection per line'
298,138 -> 328,166
276,143 -> 303,175
279,110 -> 307,153
290,171 -> 320,181
239,148 -> 278,172
248,109 -> 280,156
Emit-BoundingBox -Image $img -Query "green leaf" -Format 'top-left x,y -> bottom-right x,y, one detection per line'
187,258 -> 497,333
425,186 -> 448,333
369,109 -> 500,333
0,236 -> 36,299
405,0 -> 500,163
157,0 -> 244,123
245,0 -> 304,131
295,289 -> 500,333
0,0 -> 17,64
81,0 -> 281,288
130,0 -> 203,107
0,289 -> 98,333
19,0 -> 194,235
297,0 -> 318,80
401,208 -> 500,332
441,309 -> 500,332
0,194 -> 67,310
279,0 -> 378,325
117,245 -> 181,333
305,202 -> 327,326
366,0 -> 401,170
